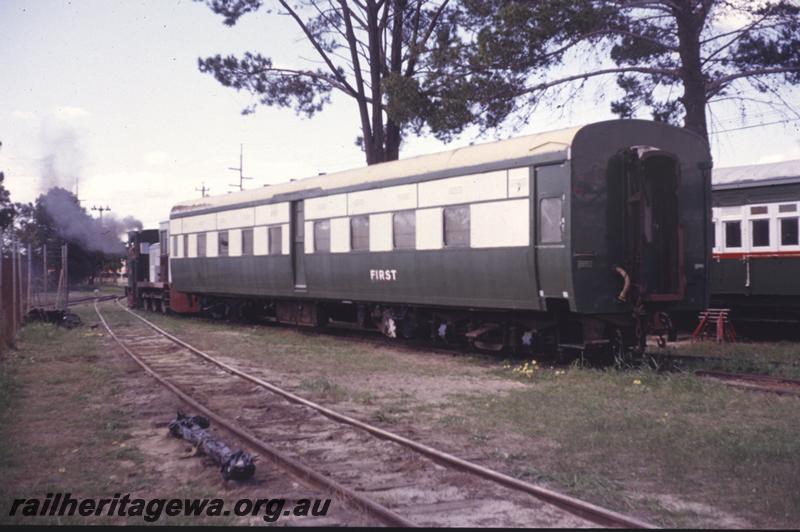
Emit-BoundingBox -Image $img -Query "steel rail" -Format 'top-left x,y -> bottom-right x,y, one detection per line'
68,294 -> 118,306
113,299 -> 655,529
94,301 -> 416,528
695,370 -> 800,396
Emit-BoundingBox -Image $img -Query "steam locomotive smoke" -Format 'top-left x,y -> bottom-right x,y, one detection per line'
37,121 -> 143,256
39,189 -> 142,256
39,121 -> 85,192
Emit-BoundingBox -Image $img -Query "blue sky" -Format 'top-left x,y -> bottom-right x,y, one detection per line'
2,0 -> 799,227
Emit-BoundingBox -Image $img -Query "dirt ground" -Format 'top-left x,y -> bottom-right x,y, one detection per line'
0,305 -> 371,526
2,301 -> 799,527
122,306 -> 800,529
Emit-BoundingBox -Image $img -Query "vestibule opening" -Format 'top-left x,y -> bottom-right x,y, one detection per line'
608,147 -> 683,301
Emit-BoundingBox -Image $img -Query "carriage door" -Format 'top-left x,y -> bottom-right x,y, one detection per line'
292,200 -> 307,289
638,150 -> 682,300
535,164 -> 570,301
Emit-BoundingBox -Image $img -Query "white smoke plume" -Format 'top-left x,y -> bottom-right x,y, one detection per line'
38,120 -> 85,193
35,114 -> 144,256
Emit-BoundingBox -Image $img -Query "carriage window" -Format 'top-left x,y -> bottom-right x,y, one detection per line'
750,206 -> 768,215
197,233 -> 206,257
269,226 -> 282,255
242,228 -> 253,256
539,197 -> 562,243
218,231 -> 229,256
444,206 -> 470,248
171,236 -> 178,257
751,219 -> 770,247
393,211 -> 416,250
350,216 -> 369,251
314,220 -> 331,253
183,235 -> 188,258
779,204 -> 797,213
724,221 -> 741,248
782,218 -> 799,246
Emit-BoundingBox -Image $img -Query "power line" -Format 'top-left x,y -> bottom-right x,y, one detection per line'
711,117 -> 800,135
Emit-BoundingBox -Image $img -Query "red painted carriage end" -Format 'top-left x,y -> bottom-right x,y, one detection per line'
170,286 -> 201,314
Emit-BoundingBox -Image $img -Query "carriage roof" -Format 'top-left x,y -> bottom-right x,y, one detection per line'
171,124 -> 582,216
713,159 -> 800,190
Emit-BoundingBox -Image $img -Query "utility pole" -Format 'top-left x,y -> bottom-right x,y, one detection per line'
228,144 -> 254,191
0,229 -> 4,344
195,182 -> 210,197
26,244 -> 31,316
11,241 -> 17,336
62,244 -> 69,310
92,205 -> 111,219
42,243 -> 47,306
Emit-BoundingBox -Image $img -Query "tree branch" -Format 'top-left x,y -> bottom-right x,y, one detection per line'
278,0 -> 358,97
404,0 -> 449,77
520,66 -> 681,96
340,0 -> 375,160
707,66 -> 800,96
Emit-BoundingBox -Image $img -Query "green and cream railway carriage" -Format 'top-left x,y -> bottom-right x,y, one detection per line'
161,119 -> 711,353
711,159 -> 800,320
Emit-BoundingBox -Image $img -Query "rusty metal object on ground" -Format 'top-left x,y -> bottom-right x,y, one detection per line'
168,412 -> 256,481
25,308 -> 82,328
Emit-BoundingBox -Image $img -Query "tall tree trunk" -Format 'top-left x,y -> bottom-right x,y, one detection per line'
384,0 -> 405,162
367,0 -> 386,163
385,119 -> 401,160
675,2 -> 710,146
340,1 -> 377,164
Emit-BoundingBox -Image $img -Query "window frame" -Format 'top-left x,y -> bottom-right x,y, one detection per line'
723,220 -> 743,249
268,226 -> 282,255
443,205 -> 470,248
218,230 -> 229,257
197,233 -> 207,257
241,228 -> 254,256
538,196 -> 563,244
779,216 -> 800,248
313,219 -> 331,253
750,218 -> 770,248
392,210 -> 416,250
350,215 -> 370,251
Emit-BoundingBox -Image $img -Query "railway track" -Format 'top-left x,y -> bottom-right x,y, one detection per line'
694,370 -> 800,397
68,294 -> 119,306
94,299 -> 653,528
648,351 -> 800,370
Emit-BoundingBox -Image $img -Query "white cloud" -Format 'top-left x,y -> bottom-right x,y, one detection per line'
713,0 -> 753,31
143,150 -> 168,166
84,170 -> 187,227
11,110 -> 36,120
52,105 -> 92,122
